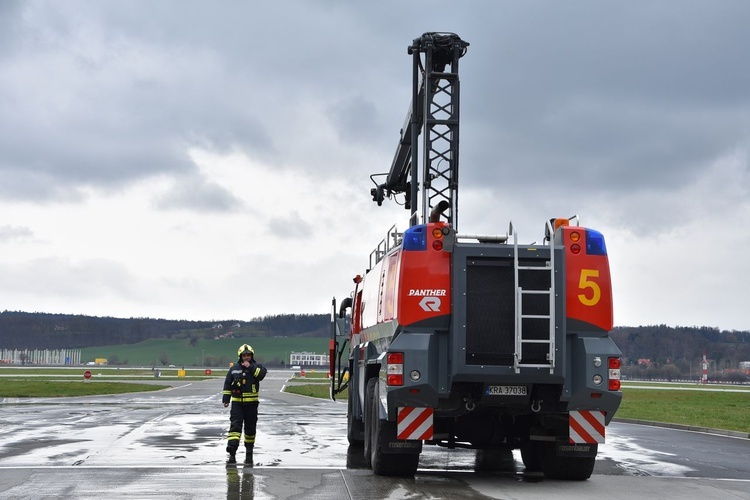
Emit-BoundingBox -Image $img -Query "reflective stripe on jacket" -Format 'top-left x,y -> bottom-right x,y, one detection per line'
222,360 -> 267,405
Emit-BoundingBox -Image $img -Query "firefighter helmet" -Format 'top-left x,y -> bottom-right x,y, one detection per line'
237,344 -> 254,357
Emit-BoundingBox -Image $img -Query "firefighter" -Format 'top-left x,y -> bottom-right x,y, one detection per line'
222,343 -> 267,464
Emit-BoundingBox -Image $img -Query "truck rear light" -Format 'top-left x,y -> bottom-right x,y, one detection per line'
387,352 -> 404,386
608,357 -> 621,391
388,352 -> 404,364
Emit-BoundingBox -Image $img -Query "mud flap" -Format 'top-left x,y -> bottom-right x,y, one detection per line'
377,419 -> 422,455
555,441 -> 597,458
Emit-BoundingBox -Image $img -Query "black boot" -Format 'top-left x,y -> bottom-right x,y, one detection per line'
226,445 -> 237,464
244,446 -> 253,466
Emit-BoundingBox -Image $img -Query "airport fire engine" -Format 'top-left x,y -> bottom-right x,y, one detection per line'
330,32 -> 622,480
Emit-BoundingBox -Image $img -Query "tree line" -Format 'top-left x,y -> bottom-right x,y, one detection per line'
611,324 -> 750,382
1,311 -> 748,379
0,311 -> 329,349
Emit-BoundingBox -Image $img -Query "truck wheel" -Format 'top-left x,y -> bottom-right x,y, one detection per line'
520,442 -> 543,472
363,378 -> 377,468
368,378 -> 419,477
541,443 -> 597,480
347,385 -> 364,445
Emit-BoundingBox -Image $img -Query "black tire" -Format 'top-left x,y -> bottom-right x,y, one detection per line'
347,385 -> 364,446
368,378 -> 419,477
520,441 -> 543,472
541,443 -> 597,480
345,444 -> 368,469
363,378 -> 377,468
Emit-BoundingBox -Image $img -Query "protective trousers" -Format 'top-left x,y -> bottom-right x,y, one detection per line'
226,401 -> 259,454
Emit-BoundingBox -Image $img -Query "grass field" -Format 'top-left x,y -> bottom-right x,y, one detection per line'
0,380 -> 168,397
0,367 -> 212,377
284,372 -> 345,399
0,366 -> 213,397
80,337 -> 329,367
617,383 -> 750,433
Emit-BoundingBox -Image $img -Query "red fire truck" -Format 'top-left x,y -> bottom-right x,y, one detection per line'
330,32 -> 622,480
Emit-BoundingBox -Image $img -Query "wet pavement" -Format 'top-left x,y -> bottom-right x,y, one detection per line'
1,370 -> 748,498
2,464 -> 749,499
0,373 -> 347,467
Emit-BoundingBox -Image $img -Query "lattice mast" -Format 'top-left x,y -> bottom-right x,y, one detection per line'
370,33 -> 469,229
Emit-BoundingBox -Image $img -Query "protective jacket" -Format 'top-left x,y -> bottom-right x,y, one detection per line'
222,359 -> 267,404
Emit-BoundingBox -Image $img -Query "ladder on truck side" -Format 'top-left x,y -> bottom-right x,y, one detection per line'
512,222 -> 556,373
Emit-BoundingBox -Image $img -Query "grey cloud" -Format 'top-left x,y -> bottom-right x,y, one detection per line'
154,173 -> 245,212
3,1 -> 750,225
0,169 -> 87,203
0,256 -> 135,299
0,225 -> 33,242
328,95 -> 384,145
0,2 -> 428,200
0,1 -> 22,50
0,2 -> 280,201
454,2 -> 750,204
266,212 -> 312,240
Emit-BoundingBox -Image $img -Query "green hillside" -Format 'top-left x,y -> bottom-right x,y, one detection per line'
0,311 -> 328,349
81,337 -> 328,367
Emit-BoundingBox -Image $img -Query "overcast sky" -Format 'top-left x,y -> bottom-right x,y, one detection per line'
1,1 -> 748,330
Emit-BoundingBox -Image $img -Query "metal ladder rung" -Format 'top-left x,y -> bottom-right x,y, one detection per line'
512,221 -> 556,374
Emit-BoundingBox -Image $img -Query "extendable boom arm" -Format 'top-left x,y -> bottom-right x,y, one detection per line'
371,32 -> 469,228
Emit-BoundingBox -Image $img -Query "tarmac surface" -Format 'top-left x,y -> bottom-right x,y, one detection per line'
2,466 -> 749,499
0,370 -> 748,499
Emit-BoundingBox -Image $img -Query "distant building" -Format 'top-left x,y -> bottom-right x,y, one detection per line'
290,351 -> 329,367
0,349 -> 82,365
